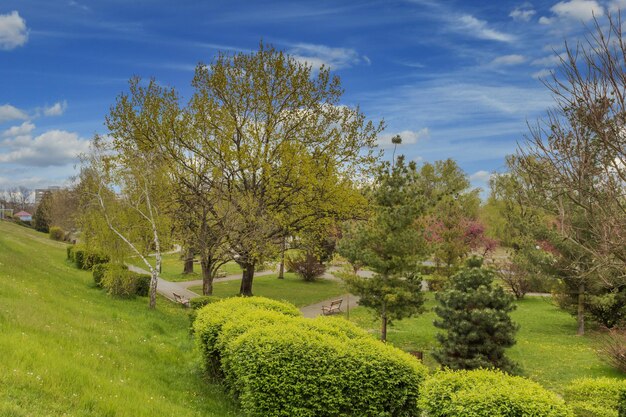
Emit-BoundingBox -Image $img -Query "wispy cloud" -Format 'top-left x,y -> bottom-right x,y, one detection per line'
0,11 -> 28,51
2,121 -> 35,137
510,4 -> 537,22
539,0 -> 604,25
490,54 -> 527,66
43,101 -> 68,117
456,15 -> 515,43
0,104 -> 28,124
378,128 -> 430,148
288,43 -> 366,69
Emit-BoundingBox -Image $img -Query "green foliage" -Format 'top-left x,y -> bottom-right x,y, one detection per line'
419,369 -> 573,417
101,266 -> 149,298
337,156 -> 429,340
189,295 -> 216,310
71,245 -> 109,270
586,292 -> 626,329
194,296 -> 428,417
286,251 -> 326,281
564,378 -> 626,417
434,265 -> 519,372
618,389 -> 626,417
49,226 -> 65,241
66,245 -> 74,261
33,191 -> 52,233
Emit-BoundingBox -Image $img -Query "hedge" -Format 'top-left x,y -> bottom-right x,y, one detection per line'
564,378 -> 626,417
193,297 -> 302,375
618,388 -> 626,417
49,226 -> 65,241
194,297 -> 428,417
419,369 -> 573,417
101,267 -> 150,298
222,322 -> 427,417
69,245 -> 109,270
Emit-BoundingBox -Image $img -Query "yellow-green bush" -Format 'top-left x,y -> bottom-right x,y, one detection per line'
49,226 -> 65,241
564,378 -> 626,417
419,369 -> 573,417
194,296 -> 428,417
101,266 -> 150,298
193,297 -> 302,375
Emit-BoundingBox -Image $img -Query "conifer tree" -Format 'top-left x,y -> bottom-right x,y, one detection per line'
433,258 -> 519,371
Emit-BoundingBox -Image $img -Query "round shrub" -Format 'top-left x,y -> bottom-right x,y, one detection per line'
193,297 -> 302,374
419,369 -> 573,417
133,273 -> 151,297
564,378 -> 626,417
222,322 -> 428,417
49,226 -> 65,241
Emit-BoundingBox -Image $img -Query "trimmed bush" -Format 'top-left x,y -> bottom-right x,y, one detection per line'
564,378 -> 626,417
223,322 -> 427,417
133,273 -> 151,297
49,226 -> 65,241
73,248 -> 87,269
419,369 -> 573,417
618,389 -> 626,417
194,296 -> 429,417
66,245 -> 74,261
193,297 -> 302,375
189,296 -> 216,310
101,266 -> 149,298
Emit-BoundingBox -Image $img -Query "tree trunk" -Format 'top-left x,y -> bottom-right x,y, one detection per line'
149,269 -> 158,309
183,248 -> 194,274
278,236 -> 286,279
577,282 -> 585,335
201,257 -> 214,296
240,263 -> 255,296
381,302 -> 388,342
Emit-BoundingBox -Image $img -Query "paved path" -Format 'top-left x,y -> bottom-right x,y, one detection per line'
299,293 -> 360,318
127,264 -> 199,302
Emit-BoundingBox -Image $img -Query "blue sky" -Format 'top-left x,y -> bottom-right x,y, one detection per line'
0,0 -> 619,194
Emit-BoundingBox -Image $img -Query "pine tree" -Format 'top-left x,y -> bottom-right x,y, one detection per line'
433,258 -> 519,372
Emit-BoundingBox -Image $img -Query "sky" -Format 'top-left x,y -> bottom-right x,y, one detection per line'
0,0 -> 621,195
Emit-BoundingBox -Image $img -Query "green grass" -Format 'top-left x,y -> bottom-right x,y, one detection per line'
189,273 -> 346,307
128,253 -> 246,282
346,294 -> 624,392
0,221 -> 241,417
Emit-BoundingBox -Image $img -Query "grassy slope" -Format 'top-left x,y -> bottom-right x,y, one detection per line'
0,221 -> 241,417
189,273 -> 346,307
348,294 -> 624,392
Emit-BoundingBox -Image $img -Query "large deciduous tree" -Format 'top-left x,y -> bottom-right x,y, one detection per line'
337,156 -> 428,341
515,14 -> 626,334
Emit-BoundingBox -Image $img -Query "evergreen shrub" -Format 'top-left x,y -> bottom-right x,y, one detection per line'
419,369 -> 573,417
49,226 -> 65,241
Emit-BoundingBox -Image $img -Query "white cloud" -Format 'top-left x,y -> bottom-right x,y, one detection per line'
490,54 -> 527,66
609,0 -> 626,12
540,0 -> 604,24
43,101 -> 68,117
2,121 -> 35,137
289,43 -> 366,69
0,130 -> 90,167
531,54 -> 564,66
470,170 -> 493,182
0,104 -> 28,123
457,15 -> 515,42
378,128 -> 430,147
532,68 -> 553,79
510,5 -> 537,22
0,11 -> 28,50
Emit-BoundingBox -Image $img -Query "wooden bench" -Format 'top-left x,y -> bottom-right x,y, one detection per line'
321,299 -> 343,315
172,292 -> 190,308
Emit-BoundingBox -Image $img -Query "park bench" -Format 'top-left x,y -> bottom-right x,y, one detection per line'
172,292 -> 190,308
321,299 -> 343,315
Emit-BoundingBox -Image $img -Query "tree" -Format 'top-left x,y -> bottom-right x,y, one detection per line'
338,156 -> 428,341
33,191 -> 52,232
514,14 -> 626,333
79,137 -> 172,309
433,259 -> 518,372
49,188 -> 79,233
108,44 -> 381,296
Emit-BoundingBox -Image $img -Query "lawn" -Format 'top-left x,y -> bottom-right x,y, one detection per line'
346,294 -> 624,392
0,221 -> 241,417
189,272 -> 346,307
127,253 -> 246,282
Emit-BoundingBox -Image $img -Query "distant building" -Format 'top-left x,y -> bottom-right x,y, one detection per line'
14,211 -> 32,222
35,186 -> 61,205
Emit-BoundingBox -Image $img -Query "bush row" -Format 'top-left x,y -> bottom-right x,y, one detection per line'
564,378 -> 626,417
193,297 -> 428,417
421,369 -> 573,417
66,245 -> 109,270
92,263 -> 150,297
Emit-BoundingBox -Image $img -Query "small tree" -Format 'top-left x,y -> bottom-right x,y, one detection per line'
33,191 -> 52,233
433,259 -> 519,372
338,155 -> 428,341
